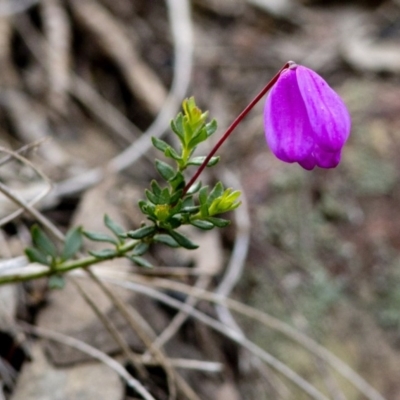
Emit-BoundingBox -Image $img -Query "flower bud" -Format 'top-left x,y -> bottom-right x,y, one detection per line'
264,65 -> 351,170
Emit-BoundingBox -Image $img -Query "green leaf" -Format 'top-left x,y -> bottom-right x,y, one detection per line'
25,247 -> 50,266
138,200 -> 148,214
83,230 -> 119,245
169,171 -> 185,191
126,225 -> 156,239
171,114 -> 184,141
199,186 -> 208,205
168,230 -> 198,249
186,181 -> 202,195
153,234 -> 179,248
160,188 -> 170,204
180,205 -> 200,214
89,249 -> 117,260
150,180 -> 162,197
187,156 -> 220,167
151,137 -> 169,152
145,189 -> 161,205
170,190 -> 183,205
167,216 -> 182,229
131,242 -> 149,256
205,119 -> 217,137
31,225 -> 57,258
164,146 -> 181,161
48,275 -> 65,290
61,227 -> 83,261
155,160 -> 175,181
188,129 -> 208,149
207,182 -> 224,207
206,217 -> 231,227
104,214 -> 125,238
190,220 -> 214,230
128,255 -> 153,268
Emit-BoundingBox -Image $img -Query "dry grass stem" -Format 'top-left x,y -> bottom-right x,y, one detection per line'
19,322 -> 156,400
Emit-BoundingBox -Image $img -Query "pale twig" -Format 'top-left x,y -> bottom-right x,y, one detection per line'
84,269 -> 177,400
52,0 -> 193,198
111,274 -> 385,400
18,322 -> 156,400
70,277 -> 148,379
69,0 -> 167,115
0,0 -> 40,16
98,276 -> 330,400
143,275 -> 211,360
0,138 -> 48,168
41,0 -> 71,114
143,358 -> 223,373
86,269 -> 202,400
0,147 -> 54,228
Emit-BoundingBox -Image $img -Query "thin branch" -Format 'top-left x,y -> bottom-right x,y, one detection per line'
19,322 -> 156,400
123,274 -> 387,400
91,274 -> 331,400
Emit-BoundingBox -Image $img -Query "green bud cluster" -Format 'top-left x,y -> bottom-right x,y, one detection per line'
23,97 -> 241,285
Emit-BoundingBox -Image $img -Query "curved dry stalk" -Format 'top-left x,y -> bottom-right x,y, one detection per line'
68,0 -> 167,115
70,277 -> 148,379
0,138 -> 48,168
0,147 -> 53,227
53,0 -> 194,198
86,269 -> 202,400
0,0 -> 39,16
84,270 -> 177,400
143,275 -> 212,361
97,276 -> 331,400
19,322 -> 156,400
41,0 -> 71,114
92,270 -> 387,400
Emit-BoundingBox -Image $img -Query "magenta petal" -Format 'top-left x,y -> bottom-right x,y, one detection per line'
296,66 -> 351,152
314,147 -> 341,168
264,69 -> 314,164
298,154 -> 316,170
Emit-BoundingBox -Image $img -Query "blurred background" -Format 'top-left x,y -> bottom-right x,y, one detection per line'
1,0 -> 400,399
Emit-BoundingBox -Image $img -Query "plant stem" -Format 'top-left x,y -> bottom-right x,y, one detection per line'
182,61 -> 291,195
0,239 -> 139,285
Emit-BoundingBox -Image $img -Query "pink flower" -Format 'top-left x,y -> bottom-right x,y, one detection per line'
264,64 -> 351,170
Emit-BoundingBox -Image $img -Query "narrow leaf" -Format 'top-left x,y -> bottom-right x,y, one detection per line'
190,220 -> 214,230
145,189 -> 161,205
131,242 -> 149,256
207,182 -> 224,207
151,137 -> 169,152
187,156 -> 220,167
61,227 -> 83,261
206,217 -> 231,227
155,160 -> 175,181
168,230 -> 198,249
25,247 -> 50,266
205,119 -> 218,137
31,225 -> 57,258
48,275 -> 65,290
83,230 -> 118,245
89,249 -> 117,260
104,214 -> 125,238
186,181 -> 202,195
164,147 -> 181,161
150,180 -> 162,197
169,171 -> 185,191
153,234 -> 179,248
126,225 -> 156,239
128,255 -> 153,268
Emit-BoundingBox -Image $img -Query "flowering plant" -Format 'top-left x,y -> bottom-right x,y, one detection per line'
0,61 -> 350,287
